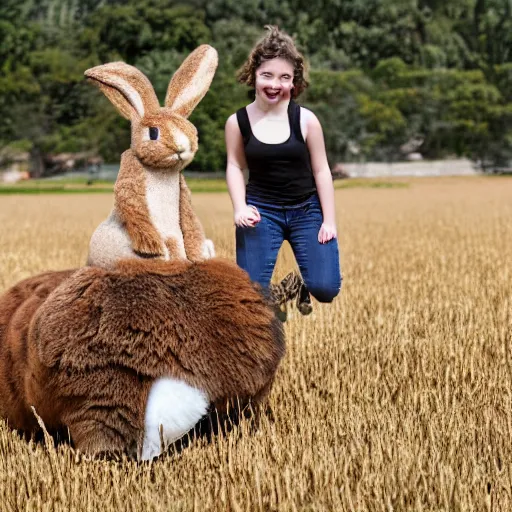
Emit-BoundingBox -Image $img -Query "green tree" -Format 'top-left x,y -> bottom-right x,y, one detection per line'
1,0 -> 512,173
81,0 -> 210,64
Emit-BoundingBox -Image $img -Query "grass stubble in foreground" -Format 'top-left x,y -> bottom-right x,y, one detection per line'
0,176 -> 511,511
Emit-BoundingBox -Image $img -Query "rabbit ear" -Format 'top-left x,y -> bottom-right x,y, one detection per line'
85,62 -> 160,121
165,45 -> 218,118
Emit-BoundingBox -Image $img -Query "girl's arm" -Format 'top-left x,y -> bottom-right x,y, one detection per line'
303,109 -> 337,243
225,115 -> 260,227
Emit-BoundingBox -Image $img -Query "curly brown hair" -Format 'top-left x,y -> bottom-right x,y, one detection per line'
237,26 -> 309,99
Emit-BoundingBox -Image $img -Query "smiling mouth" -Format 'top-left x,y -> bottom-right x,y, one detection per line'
264,89 -> 280,99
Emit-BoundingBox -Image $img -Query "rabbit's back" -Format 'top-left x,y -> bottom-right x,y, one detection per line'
0,258 -> 284,458
33,259 -> 284,401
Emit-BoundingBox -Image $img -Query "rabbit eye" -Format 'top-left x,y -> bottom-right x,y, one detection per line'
149,127 -> 159,140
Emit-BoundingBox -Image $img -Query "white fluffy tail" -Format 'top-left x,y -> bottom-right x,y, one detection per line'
141,377 -> 208,461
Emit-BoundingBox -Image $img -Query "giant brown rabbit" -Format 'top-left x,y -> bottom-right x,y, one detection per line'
0,258 -> 284,460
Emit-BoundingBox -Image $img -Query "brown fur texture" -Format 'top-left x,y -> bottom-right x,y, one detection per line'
85,45 -> 218,268
179,174 -> 207,261
165,45 -> 219,118
0,259 -> 284,457
90,62 -> 160,120
0,270 -> 76,434
114,150 -> 165,257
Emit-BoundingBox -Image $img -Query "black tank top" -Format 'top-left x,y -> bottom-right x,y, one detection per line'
236,100 -> 317,205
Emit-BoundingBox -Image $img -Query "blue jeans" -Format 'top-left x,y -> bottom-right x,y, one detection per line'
236,194 -> 342,302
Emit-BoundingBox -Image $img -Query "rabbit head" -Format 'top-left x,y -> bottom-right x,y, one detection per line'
85,45 -> 218,171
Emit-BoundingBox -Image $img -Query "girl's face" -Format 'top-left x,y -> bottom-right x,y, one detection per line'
254,57 -> 295,104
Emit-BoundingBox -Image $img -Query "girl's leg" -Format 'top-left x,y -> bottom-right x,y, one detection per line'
287,195 -> 342,303
236,206 -> 285,289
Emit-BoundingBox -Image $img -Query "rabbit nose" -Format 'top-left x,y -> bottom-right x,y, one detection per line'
176,145 -> 188,161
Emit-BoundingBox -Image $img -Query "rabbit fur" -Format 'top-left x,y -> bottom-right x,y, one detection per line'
85,45 -> 218,268
0,258 -> 284,459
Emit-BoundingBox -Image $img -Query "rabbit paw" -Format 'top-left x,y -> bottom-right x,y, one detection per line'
202,239 -> 215,259
132,234 -> 165,258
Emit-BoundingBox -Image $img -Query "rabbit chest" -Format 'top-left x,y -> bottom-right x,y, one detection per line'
145,171 -> 186,259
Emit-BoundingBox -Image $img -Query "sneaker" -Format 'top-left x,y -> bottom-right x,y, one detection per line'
275,305 -> 288,323
296,281 -> 313,316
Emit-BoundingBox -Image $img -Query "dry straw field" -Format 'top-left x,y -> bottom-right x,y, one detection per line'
0,176 -> 511,511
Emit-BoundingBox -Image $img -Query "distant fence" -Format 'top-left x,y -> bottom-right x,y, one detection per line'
342,158 -> 479,178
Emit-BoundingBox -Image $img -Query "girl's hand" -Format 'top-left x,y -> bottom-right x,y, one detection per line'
318,222 -> 337,244
234,205 -> 261,227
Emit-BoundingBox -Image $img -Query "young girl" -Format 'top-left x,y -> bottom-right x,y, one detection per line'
225,26 -> 342,307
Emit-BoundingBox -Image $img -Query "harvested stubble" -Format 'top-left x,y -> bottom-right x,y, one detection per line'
0,176 -> 511,511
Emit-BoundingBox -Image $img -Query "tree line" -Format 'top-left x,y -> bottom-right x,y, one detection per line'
1,0 -> 511,175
